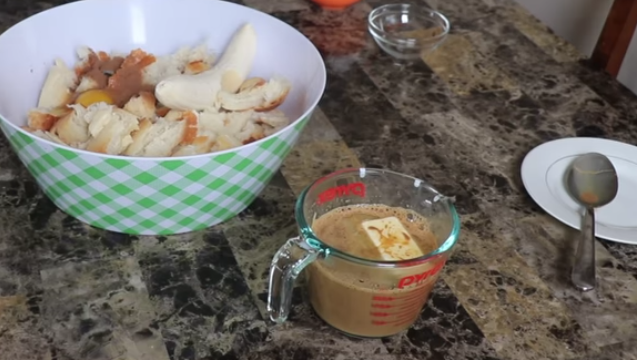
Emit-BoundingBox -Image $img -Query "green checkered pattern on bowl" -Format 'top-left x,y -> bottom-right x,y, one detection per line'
0,115 -> 310,235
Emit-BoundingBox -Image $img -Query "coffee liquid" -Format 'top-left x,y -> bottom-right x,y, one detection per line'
308,204 -> 443,338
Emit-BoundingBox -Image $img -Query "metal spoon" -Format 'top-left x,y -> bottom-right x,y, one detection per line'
566,153 -> 618,292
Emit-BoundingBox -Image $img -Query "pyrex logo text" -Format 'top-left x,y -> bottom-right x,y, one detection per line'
317,182 -> 366,204
397,261 -> 445,289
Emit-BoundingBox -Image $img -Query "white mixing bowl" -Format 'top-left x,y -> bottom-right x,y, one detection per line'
0,0 -> 326,235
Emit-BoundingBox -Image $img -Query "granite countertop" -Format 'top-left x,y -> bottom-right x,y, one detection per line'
2,0 -> 637,359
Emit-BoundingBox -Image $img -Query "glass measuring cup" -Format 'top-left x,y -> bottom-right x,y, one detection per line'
267,168 -> 460,338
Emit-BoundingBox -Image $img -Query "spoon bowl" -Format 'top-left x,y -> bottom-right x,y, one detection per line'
567,153 -> 618,208
566,152 -> 618,291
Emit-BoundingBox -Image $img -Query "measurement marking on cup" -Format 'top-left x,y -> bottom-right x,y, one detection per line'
316,182 -> 366,204
371,303 -> 393,309
402,288 -> 430,301
372,288 -> 427,302
372,287 -> 430,304
369,263 -> 446,328
371,296 -> 426,310
370,307 -> 422,318
372,310 -> 423,327
372,316 -> 421,327
370,312 -> 392,317
370,285 -> 431,326
397,299 -> 426,309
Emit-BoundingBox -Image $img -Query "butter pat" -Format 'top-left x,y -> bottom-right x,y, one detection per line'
362,216 -> 424,261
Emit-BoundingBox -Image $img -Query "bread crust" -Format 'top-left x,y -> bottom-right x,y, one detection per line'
50,105 -> 90,145
123,91 -> 157,119
85,107 -> 140,155
27,106 -> 71,131
123,116 -> 186,157
38,59 -> 77,108
219,76 -> 291,112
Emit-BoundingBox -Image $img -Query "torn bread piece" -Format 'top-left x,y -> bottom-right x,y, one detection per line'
75,46 -> 93,68
171,111 -> 216,156
172,136 -> 216,157
27,106 -> 72,131
197,110 -> 258,142
219,111 -> 263,144
24,127 -> 68,146
239,77 -> 266,92
184,43 -> 216,67
235,121 -> 265,144
164,109 -> 185,122
143,43 -> 216,85
222,111 -> 253,135
155,106 -> 171,117
180,110 -> 200,145
255,77 -> 291,112
219,76 -> 291,112
142,54 -> 183,86
123,91 -> 157,119
74,46 -> 98,76
182,43 -> 216,75
197,111 -> 226,135
264,126 -> 283,137
212,134 -> 242,151
85,105 -> 140,155
50,104 -> 90,146
252,109 -> 289,128
84,102 -> 116,136
34,130 -> 67,145
173,110 -> 251,153
76,76 -> 100,93
124,117 -> 186,157
184,60 -> 211,75
38,59 -> 78,108
255,76 -> 291,112
255,110 -> 291,137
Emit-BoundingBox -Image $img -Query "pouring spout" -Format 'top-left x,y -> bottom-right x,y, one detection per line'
433,194 -> 456,205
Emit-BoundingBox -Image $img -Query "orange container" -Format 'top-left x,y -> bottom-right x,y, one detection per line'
310,0 -> 361,10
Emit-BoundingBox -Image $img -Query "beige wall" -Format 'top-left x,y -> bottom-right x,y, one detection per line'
514,0 -> 637,95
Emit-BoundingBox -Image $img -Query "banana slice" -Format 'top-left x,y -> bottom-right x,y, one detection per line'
155,23 -> 257,111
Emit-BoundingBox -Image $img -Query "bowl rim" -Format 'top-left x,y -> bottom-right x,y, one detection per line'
367,3 -> 451,45
0,0 -> 327,161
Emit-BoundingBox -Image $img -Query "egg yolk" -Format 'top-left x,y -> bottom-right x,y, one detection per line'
75,89 -> 114,107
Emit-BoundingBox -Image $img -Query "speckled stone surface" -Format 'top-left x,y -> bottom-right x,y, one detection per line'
1,0 -> 637,359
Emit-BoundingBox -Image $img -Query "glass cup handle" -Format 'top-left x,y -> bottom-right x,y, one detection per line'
267,236 -> 321,323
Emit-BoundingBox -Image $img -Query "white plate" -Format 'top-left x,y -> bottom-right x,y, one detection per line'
521,137 -> 637,245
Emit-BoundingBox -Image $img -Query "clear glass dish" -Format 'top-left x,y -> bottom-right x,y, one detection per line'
368,3 -> 450,63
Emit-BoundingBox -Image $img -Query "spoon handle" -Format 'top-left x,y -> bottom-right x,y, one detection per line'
571,207 -> 596,291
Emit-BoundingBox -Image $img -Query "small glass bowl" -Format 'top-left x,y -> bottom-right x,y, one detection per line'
368,3 -> 450,62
